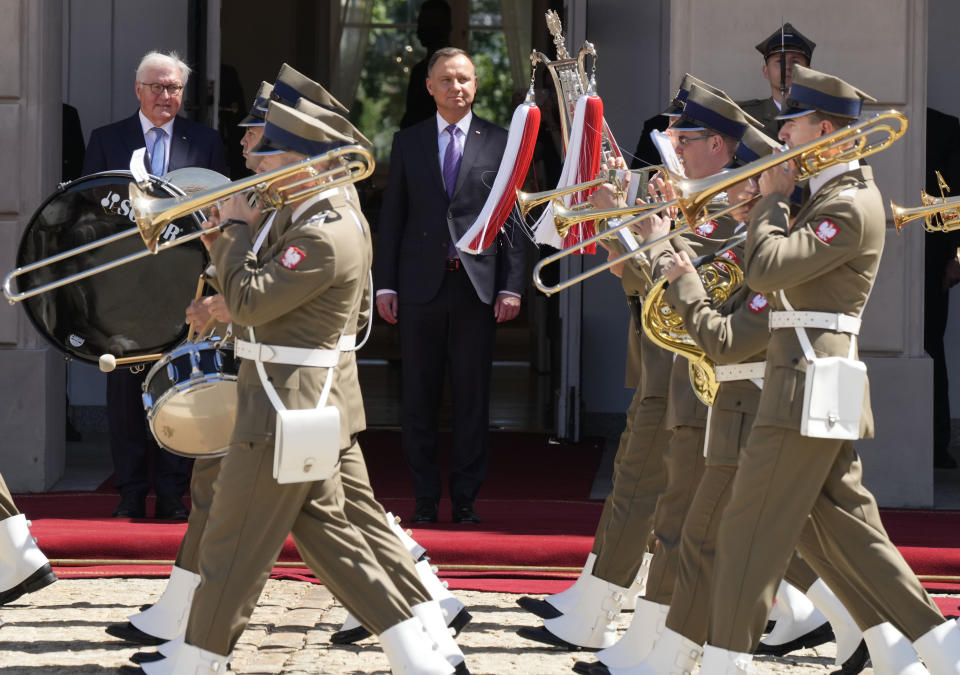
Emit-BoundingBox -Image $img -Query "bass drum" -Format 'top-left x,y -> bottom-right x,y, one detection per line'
15,171 -> 208,364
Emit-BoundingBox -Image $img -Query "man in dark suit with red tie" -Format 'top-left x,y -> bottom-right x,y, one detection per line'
375,47 -> 528,524
82,50 -> 226,520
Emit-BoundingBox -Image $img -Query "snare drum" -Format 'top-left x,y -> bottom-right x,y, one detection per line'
142,337 -> 239,458
15,171 -> 207,363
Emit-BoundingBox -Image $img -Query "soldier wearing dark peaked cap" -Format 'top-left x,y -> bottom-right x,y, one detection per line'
739,22 -> 816,138
699,66 -> 960,673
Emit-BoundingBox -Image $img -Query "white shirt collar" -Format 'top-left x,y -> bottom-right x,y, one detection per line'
809,160 -> 860,196
773,97 -> 782,111
138,110 -> 175,138
291,187 -> 343,222
436,111 -> 472,138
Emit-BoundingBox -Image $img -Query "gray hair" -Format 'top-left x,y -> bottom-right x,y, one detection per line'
136,51 -> 191,86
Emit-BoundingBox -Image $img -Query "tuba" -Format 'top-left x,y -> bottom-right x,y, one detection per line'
641,248 -> 744,406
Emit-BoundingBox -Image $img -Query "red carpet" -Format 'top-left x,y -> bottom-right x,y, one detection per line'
14,432 -> 960,594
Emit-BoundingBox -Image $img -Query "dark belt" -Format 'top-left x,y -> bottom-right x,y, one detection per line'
445,258 -> 461,271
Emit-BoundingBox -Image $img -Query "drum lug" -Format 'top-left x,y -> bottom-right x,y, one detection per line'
190,349 -> 203,377
166,363 -> 178,383
142,392 -> 153,410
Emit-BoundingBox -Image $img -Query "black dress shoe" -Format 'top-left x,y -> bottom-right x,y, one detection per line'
754,621 -> 834,656
129,650 -> 165,664
517,625 -> 594,651
572,659 -> 598,674
516,596 -> 564,619
0,564 -> 57,605
105,622 -> 165,645
112,491 -> 147,518
330,625 -> 372,644
831,639 -> 869,674
154,493 -> 189,520
451,503 -> 481,524
410,500 -> 438,524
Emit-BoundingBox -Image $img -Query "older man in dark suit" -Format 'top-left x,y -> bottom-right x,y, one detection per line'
82,50 -> 227,520
375,47 -> 528,524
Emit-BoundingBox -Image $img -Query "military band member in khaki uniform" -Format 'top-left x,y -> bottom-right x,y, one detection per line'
612,126 -> 911,675
737,23 -> 815,140
699,66 -> 960,674
142,101 -> 462,675
0,472 -> 56,606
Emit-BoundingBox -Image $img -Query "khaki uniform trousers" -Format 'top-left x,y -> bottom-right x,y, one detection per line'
664,467 -> 888,643
186,439 -> 416,655
710,426 -> 944,651
591,389 -> 671,586
174,447 -> 430,608
0,472 -> 19,520
643,425 -> 707,604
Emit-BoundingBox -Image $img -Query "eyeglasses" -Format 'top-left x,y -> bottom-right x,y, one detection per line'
676,133 -> 716,147
140,82 -> 184,96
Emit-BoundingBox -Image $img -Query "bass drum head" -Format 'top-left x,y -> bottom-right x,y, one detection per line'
16,171 -> 208,364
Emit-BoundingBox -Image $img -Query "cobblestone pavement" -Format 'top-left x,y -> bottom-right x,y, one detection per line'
0,578 -> 871,673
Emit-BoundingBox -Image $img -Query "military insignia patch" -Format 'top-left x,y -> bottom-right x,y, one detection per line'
696,220 -> 717,237
814,219 -> 839,243
280,246 -> 307,269
748,292 -> 768,313
719,249 -> 739,264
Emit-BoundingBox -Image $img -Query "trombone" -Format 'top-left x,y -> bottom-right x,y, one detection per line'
890,172 -> 960,233
532,110 -> 908,295
4,145 -> 374,304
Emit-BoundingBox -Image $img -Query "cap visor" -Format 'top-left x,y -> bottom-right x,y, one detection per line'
237,115 -> 266,127
670,118 -> 706,131
775,107 -> 816,121
249,137 -> 286,156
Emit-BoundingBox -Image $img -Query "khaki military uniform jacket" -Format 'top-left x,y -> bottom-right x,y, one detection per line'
665,274 -> 771,465
644,211 -> 741,429
737,97 -> 780,139
209,189 -> 371,449
744,163 -> 882,437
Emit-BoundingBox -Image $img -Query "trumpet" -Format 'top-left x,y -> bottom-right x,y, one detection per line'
890,194 -> 960,233
4,145 -> 374,303
532,110 -> 907,295
518,166 -> 664,223
890,172 -> 960,233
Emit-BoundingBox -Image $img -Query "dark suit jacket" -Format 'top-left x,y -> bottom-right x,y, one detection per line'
81,111 -> 227,176
374,113 -> 527,305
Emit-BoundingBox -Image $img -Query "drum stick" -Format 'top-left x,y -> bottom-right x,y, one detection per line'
197,316 -> 218,341
99,353 -> 163,373
186,275 -> 206,343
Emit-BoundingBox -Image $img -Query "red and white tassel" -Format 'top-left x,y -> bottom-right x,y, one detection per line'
533,92 -> 604,253
457,93 -> 540,254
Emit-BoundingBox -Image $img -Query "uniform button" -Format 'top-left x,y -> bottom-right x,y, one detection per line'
792,358 -> 799,365
736,400 -> 742,407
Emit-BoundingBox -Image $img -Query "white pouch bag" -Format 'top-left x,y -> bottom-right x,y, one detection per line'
250,327 -> 342,484
273,405 -> 341,483
800,355 -> 867,440
780,292 -> 866,440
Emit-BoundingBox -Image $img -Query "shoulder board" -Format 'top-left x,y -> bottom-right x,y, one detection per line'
305,211 -> 330,227
837,188 -> 858,200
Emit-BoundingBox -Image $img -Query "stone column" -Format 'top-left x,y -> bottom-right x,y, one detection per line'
0,0 -> 66,491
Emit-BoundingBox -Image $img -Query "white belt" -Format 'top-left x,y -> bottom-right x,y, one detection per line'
235,335 -> 356,367
769,311 -> 861,335
714,361 -> 766,382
